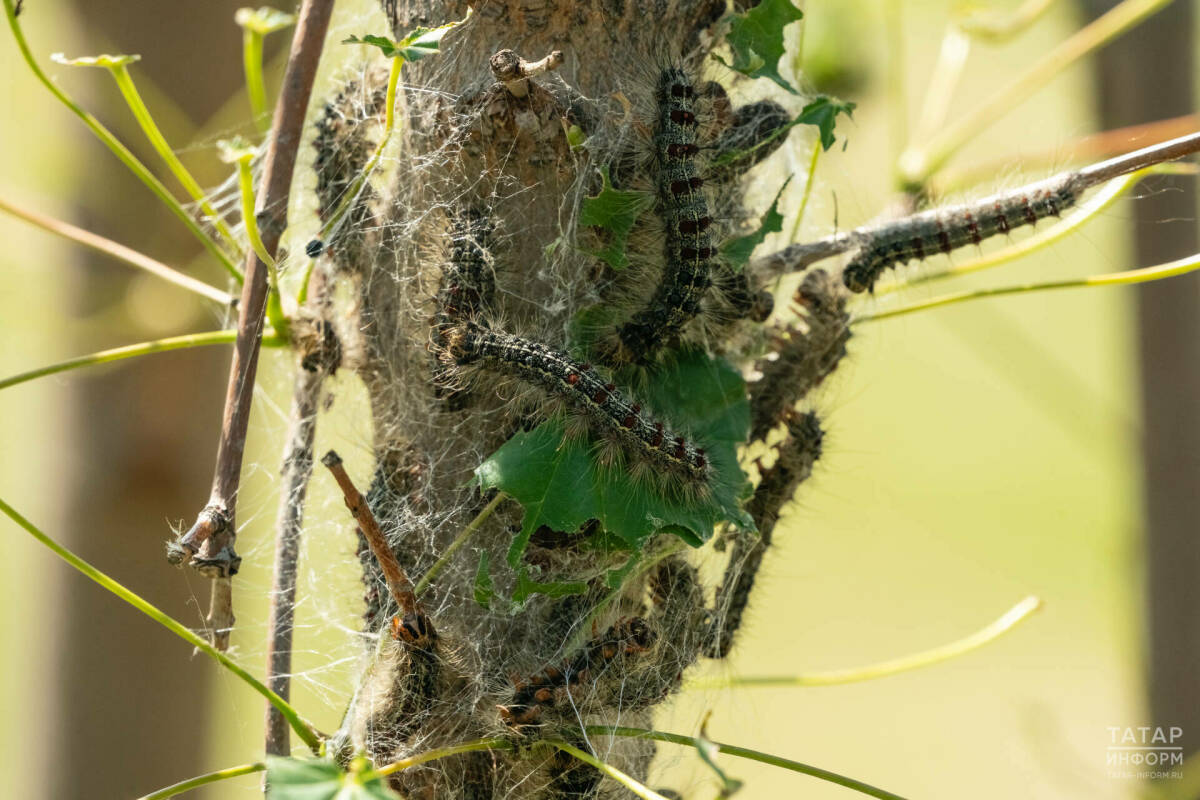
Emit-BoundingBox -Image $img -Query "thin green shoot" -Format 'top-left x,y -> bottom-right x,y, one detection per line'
786,137 -> 822,245
878,163 -> 1197,295
372,737 -> 513,778
136,762 -> 265,800
955,0 -> 1059,41
586,726 -> 911,800
0,195 -> 233,305
220,138 -> 289,336
414,491 -> 508,596
235,7 -> 297,131
899,0 -> 1173,185
0,329 -> 286,392
692,595 -> 1042,689
861,252 -> 1200,323
0,1 -> 243,281
544,740 -> 671,800
51,53 -> 244,258
0,497 -> 322,752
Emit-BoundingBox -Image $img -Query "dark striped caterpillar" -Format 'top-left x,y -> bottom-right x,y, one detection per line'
432,209 -> 496,410
609,66 -> 714,364
444,322 -> 711,492
843,172 -> 1086,293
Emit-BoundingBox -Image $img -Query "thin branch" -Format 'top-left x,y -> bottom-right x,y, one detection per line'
174,0 -> 335,638
264,272 -> 330,755
859,252 -> 1200,323
0,496 -> 322,752
490,48 -> 564,98
0,196 -> 233,305
586,726 -> 912,800
750,130 -> 1200,284
321,450 -> 415,612
136,762 -> 265,800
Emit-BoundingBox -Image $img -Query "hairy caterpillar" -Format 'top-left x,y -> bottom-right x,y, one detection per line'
749,268 -> 850,440
609,66 -> 714,364
843,172 -> 1086,293
432,209 -> 497,411
444,322 -> 711,492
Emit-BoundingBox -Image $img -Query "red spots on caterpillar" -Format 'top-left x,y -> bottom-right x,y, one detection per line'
689,176 -> 703,190
678,216 -> 712,234
670,179 -> 691,194
842,172 -> 1084,293
593,385 -> 610,404
680,246 -> 713,260
670,109 -> 696,125
651,423 -> 665,447
667,142 -> 699,158
566,372 -> 579,385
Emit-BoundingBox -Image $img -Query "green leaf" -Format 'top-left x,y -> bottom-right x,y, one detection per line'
717,0 -> 804,93
512,568 -> 588,604
234,6 -> 296,35
267,757 -> 399,800
579,166 -> 655,269
720,177 -> 791,271
795,95 -> 856,151
343,12 -> 468,63
473,551 -> 496,610
477,351 -> 753,565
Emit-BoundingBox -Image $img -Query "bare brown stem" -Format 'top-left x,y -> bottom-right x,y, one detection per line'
490,48 -> 564,98
750,130 -> 1200,284
322,451 -> 429,643
171,0 -> 335,647
263,271 -> 330,756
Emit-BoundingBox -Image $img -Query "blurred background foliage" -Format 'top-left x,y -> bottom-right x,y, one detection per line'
0,0 -> 1196,798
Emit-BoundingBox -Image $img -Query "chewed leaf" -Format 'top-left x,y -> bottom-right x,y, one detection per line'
721,177 -> 791,271
579,166 -> 655,269
266,757 -> 399,800
717,0 -> 804,93
344,10 -> 468,63
796,95 -> 856,151
477,351 -> 752,564
512,568 -> 588,604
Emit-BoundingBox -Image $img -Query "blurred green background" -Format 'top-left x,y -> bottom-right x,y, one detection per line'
1,1 -> 1197,798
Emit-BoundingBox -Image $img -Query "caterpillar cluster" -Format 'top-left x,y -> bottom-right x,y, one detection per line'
498,617 -> 656,727
843,172 -> 1085,293
443,322 -> 712,494
607,67 -> 715,365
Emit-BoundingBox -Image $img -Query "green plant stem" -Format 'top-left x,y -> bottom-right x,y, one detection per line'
545,740 -> 670,800
1,0 -> 243,282
0,330 -> 285,392
861,252 -> 1200,323
899,0 -> 1173,185
243,27 -> 269,130
0,195 -> 233,304
414,492 -> 508,595
587,727 -> 911,800
107,63 -> 244,256
234,156 -> 289,336
137,762 -> 265,800
956,0 -> 1059,40
319,54 -> 403,239
0,497 -> 322,751
694,596 -> 1042,688
878,164 -> 1194,295
373,737 -> 512,778
786,137 -> 822,244
911,26 -> 970,149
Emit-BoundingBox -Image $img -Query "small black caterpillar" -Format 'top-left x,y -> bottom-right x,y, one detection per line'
445,322 -> 710,491
843,172 -> 1086,293
610,66 -> 714,364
